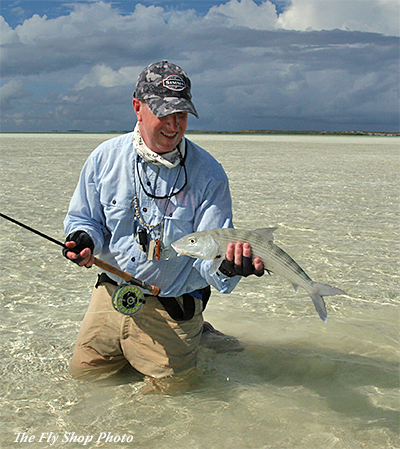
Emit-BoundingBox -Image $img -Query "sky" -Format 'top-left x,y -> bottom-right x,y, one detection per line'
1,0 -> 399,133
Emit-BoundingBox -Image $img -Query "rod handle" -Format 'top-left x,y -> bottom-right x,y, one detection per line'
144,284 -> 161,297
93,257 -> 131,282
93,257 -> 160,296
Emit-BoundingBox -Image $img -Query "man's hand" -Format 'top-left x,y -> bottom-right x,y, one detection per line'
64,241 -> 95,267
219,241 -> 264,277
62,231 -> 95,268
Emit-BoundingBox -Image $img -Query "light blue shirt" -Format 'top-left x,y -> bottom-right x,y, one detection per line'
64,132 -> 240,297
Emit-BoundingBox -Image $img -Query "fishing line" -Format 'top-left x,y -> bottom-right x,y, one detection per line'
0,212 -> 160,315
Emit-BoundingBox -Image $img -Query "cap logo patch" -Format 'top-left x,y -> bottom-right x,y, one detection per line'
162,75 -> 186,92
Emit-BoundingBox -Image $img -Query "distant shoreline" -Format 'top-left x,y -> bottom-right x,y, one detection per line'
1,129 -> 398,137
186,129 -> 400,137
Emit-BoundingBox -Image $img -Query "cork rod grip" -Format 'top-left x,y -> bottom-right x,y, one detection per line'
93,257 -> 160,296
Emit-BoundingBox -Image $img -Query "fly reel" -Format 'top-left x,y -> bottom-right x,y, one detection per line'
112,283 -> 146,316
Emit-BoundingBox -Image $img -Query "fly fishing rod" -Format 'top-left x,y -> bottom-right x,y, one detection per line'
0,212 -> 160,315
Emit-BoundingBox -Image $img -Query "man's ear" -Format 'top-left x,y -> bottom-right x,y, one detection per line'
132,98 -> 143,121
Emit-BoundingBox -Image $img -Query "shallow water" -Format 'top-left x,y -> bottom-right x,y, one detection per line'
0,133 -> 399,448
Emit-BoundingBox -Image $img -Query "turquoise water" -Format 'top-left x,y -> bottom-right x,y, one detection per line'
0,133 -> 399,448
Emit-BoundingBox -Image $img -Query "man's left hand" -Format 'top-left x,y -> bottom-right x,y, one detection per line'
219,242 -> 264,277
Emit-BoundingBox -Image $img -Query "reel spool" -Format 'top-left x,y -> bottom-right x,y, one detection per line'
112,283 -> 146,316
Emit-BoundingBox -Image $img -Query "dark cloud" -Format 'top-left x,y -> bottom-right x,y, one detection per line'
0,1 -> 398,132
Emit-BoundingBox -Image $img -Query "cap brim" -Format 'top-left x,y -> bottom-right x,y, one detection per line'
145,96 -> 199,119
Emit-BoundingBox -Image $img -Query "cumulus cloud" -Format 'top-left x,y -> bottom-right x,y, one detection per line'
278,0 -> 400,36
0,80 -> 27,109
205,0 -> 279,29
74,65 -> 141,90
0,0 -> 398,132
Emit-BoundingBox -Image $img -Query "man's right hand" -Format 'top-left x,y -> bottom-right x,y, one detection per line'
62,231 -> 95,268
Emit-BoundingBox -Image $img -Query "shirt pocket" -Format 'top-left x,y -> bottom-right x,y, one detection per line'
100,193 -> 136,238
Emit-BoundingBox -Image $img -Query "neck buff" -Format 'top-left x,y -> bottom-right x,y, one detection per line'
133,122 -> 186,169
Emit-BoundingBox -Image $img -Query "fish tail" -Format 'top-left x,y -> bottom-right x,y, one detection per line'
310,283 -> 347,323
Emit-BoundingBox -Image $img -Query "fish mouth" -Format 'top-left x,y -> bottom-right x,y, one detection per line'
171,242 -> 184,255
171,243 -> 193,258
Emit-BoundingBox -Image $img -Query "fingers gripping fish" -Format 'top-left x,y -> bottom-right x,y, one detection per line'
171,228 -> 346,322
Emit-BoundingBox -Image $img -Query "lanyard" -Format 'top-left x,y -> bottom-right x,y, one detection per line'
133,149 -> 187,259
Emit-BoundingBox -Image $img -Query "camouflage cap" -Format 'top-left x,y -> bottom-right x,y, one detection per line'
134,60 -> 198,119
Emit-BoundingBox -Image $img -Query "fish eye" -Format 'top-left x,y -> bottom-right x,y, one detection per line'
189,237 -> 197,244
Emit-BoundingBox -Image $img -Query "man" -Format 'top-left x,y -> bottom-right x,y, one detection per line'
64,61 -> 263,380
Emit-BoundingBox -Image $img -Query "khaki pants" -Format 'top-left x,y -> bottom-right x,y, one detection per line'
69,282 -> 204,380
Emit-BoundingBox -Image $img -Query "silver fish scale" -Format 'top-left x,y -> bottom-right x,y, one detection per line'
172,227 -> 347,321
208,228 -> 314,289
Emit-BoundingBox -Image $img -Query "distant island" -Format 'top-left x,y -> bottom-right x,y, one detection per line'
186,129 -> 399,137
1,129 -> 398,136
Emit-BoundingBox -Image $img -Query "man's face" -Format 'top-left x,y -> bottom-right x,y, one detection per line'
133,99 -> 188,154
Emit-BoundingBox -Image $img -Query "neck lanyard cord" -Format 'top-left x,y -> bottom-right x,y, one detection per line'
135,151 -> 187,200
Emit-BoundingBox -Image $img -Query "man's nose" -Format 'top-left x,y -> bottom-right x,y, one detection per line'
165,113 -> 179,129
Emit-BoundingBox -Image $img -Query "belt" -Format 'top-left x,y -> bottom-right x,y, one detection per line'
95,273 -> 210,322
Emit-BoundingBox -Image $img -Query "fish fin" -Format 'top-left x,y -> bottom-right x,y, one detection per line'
210,257 -> 222,276
310,283 -> 347,322
314,283 -> 347,297
292,283 -> 300,293
252,227 -> 277,242
309,293 -> 328,323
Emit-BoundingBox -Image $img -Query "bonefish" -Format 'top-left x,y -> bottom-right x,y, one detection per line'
171,227 -> 346,322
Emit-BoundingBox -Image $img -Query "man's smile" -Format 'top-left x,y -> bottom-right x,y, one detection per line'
161,131 -> 179,138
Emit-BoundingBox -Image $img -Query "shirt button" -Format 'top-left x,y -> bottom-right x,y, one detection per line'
131,257 -> 136,262
143,208 -> 147,212
147,181 -> 151,186
112,199 -> 116,204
